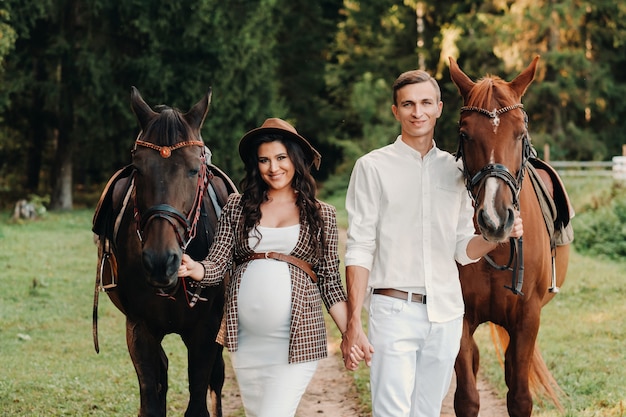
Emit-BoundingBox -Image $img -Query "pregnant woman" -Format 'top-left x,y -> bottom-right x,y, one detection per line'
179,118 -> 361,417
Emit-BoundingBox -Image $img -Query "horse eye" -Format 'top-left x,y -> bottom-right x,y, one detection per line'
188,168 -> 199,177
459,131 -> 470,142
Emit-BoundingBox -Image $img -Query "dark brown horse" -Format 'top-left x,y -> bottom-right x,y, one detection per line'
92,87 -> 237,417
449,57 -> 571,417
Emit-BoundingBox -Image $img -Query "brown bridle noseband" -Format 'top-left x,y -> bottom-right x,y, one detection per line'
132,137 -> 207,253
456,103 -> 535,295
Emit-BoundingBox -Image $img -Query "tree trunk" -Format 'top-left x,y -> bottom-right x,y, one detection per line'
49,128 -> 73,210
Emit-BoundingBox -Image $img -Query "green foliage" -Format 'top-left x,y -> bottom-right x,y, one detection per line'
571,181 -> 626,260
559,177 -> 626,261
1,0 -> 626,211
0,7 -> 17,98
0,0 -> 339,209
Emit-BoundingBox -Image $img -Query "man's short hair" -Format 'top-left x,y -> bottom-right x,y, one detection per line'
392,70 -> 441,105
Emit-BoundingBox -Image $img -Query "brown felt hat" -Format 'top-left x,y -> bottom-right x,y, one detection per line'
238,118 -> 321,170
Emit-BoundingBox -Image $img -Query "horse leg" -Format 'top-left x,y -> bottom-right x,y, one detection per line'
454,319 -> 481,417
504,319 -> 539,417
181,328 -> 224,417
208,344 -> 225,417
126,319 -> 168,417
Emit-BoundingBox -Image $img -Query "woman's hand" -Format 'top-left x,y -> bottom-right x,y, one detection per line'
178,254 -> 204,281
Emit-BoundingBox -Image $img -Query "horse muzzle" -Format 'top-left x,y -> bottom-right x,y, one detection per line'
141,247 -> 182,289
476,206 -> 515,243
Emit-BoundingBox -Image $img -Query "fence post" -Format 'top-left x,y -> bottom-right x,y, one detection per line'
544,144 -> 550,162
612,155 -> 626,180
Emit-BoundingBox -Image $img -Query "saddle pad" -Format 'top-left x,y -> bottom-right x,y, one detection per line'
529,158 -> 574,227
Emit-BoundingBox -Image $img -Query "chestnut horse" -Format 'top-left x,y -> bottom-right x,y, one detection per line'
449,57 -> 571,417
92,88 -> 236,416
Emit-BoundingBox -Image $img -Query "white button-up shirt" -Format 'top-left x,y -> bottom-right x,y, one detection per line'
345,136 -> 478,323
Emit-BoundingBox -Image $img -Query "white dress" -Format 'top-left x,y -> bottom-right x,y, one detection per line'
232,224 -> 318,417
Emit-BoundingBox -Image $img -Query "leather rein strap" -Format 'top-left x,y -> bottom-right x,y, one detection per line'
241,252 -> 317,283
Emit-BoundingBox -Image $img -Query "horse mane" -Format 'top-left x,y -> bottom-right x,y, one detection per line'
466,75 -> 518,109
142,105 -> 189,147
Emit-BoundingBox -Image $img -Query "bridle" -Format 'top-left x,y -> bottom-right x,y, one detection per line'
132,137 -> 208,252
456,103 -> 535,295
130,135 -> 210,304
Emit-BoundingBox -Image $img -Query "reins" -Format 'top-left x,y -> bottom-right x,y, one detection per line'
457,104 -> 533,295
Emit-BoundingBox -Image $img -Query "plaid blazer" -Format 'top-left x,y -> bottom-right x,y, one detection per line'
200,193 -> 346,364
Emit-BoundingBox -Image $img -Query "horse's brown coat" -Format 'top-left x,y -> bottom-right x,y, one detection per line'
449,57 -> 570,417
92,88 -> 236,417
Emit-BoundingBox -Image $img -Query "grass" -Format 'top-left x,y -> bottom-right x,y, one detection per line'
472,249 -> 626,416
0,210 -> 221,416
1,175 -> 625,415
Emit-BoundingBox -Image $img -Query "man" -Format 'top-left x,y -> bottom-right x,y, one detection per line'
340,69 -> 522,416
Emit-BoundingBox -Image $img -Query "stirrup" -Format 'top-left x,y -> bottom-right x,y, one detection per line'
548,255 -> 559,293
98,252 -> 118,291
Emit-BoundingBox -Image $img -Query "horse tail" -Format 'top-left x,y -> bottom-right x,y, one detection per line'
489,322 -> 565,413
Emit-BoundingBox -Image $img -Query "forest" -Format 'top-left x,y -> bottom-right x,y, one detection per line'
0,0 -> 625,210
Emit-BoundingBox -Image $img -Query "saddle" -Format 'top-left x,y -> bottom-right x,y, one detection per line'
527,158 -> 574,247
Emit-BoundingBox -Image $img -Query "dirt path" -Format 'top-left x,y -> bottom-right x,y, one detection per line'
220,228 -> 508,416
220,338 -> 508,417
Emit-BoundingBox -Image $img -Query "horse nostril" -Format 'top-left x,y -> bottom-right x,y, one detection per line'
477,208 -> 495,230
142,250 -> 155,275
166,251 -> 182,277
506,208 -> 515,230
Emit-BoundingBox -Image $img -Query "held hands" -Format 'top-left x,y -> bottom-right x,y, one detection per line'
340,327 -> 374,371
178,254 -> 204,281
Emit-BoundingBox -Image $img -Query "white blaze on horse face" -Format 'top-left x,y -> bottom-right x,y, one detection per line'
482,151 -> 505,229
483,177 -> 504,228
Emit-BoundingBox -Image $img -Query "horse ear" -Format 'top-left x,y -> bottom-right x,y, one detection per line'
184,88 -> 212,130
130,86 -> 158,130
449,57 -> 475,99
509,56 -> 540,98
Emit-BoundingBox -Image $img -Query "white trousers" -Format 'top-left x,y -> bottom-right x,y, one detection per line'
232,359 -> 318,417
368,293 -> 463,417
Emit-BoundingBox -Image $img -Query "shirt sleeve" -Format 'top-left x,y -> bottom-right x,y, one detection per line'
200,194 -> 237,286
344,157 -> 379,270
315,203 -> 347,311
454,187 -> 480,265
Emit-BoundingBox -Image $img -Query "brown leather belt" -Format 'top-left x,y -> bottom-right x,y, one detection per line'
373,288 -> 427,304
241,252 -> 317,283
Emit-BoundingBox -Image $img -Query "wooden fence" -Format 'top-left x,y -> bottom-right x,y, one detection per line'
547,160 -> 615,177
543,144 -> 626,179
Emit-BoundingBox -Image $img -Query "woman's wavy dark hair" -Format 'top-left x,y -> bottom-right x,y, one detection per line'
239,134 -> 325,255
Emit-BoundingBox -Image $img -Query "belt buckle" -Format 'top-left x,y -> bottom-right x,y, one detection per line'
409,291 -> 426,304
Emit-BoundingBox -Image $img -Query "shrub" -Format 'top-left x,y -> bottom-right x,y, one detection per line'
573,191 -> 626,260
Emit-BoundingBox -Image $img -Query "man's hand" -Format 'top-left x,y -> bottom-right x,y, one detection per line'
340,326 -> 374,370
509,211 -> 523,238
